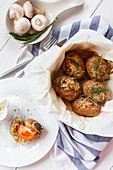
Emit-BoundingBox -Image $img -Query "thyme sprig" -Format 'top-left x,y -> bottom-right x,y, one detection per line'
69,59 -> 79,66
100,78 -> 110,83
58,75 -> 62,87
88,87 -> 108,94
73,77 -> 78,82
95,55 -> 102,70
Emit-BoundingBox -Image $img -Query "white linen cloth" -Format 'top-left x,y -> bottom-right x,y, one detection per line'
24,17 -> 113,136
21,16 -> 113,170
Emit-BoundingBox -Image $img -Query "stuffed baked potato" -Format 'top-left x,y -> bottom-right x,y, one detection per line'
53,75 -> 81,101
86,55 -> 110,81
72,97 -> 101,117
10,117 -> 43,144
62,50 -> 85,79
52,47 -> 112,117
82,80 -> 111,104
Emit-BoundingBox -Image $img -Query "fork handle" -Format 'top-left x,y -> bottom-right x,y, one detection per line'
0,38 -> 67,79
0,58 -> 33,79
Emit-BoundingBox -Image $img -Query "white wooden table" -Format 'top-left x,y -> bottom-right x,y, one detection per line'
0,0 -> 113,170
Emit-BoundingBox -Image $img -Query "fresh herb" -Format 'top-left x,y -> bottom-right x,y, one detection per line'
58,75 -> 62,87
53,84 -> 59,87
73,77 -> 78,82
9,18 -> 57,47
69,87 -> 73,91
88,87 -> 108,94
69,59 -> 79,66
95,55 -> 102,70
100,78 -> 110,82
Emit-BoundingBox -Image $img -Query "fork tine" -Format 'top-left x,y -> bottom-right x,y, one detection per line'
44,39 -> 57,51
41,36 -> 57,51
44,36 -> 57,48
44,36 -> 56,47
43,36 -> 54,46
44,38 -> 57,49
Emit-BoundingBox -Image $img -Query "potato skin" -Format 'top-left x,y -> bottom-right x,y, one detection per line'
10,117 -> 43,144
82,80 -> 111,104
62,50 -> 85,79
10,117 -> 25,144
53,75 -> 81,101
24,119 -> 43,136
72,98 -> 101,117
86,55 -> 110,81
78,72 -> 90,87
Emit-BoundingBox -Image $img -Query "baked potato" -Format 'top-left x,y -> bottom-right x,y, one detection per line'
53,75 -> 81,101
72,97 -> 101,117
86,55 -> 110,81
24,119 -> 43,139
10,117 -> 43,144
10,117 -> 25,144
62,50 -> 85,79
82,80 -> 111,104
78,72 -> 90,87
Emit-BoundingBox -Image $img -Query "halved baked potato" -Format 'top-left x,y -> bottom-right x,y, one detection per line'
82,80 -> 111,104
10,117 -> 25,144
72,97 -> 101,117
53,75 -> 81,101
86,55 -> 110,81
62,50 -> 85,79
10,117 -> 43,144
78,72 -> 91,87
24,119 -> 43,139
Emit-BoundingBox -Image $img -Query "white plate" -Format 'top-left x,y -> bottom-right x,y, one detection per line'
0,78 -> 58,167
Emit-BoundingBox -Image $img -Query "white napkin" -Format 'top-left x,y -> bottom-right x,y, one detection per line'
24,28 -> 113,137
23,15 -> 113,170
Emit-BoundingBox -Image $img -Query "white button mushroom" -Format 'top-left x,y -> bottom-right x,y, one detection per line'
14,17 -> 31,35
23,1 -> 34,19
31,14 -> 47,31
27,27 -> 36,34
33,7 -> 45,15
9,3 -> 24,20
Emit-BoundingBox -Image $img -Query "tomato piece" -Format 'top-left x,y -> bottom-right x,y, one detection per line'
18,125 -> 37,140
83,101 -> 91,108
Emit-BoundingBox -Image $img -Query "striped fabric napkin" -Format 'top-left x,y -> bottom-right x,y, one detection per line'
31,16 -> 113,170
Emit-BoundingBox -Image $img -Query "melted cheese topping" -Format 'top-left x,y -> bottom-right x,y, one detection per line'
87,83 -> 107,102
66,57 -> 83,77
77,97 -> 97,109
61,77 -> 80,96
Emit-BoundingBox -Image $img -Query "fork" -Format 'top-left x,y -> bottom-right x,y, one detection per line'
41,36 -> 58,51
0,37 -> 66,79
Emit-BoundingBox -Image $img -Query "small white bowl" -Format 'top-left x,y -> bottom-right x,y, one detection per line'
0,99 -> 12,123
5,0 -> 53,45
5,0 -> 84,45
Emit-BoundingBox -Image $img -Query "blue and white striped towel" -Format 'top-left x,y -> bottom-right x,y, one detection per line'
32,16 -> 113,170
